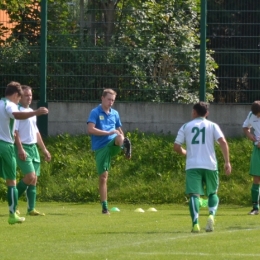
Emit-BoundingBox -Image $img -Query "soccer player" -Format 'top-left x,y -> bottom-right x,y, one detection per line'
15,85 -> 51,216
174,102 -> 231,232
0,81 -> 48,224
242,101 -> 260,215
87,88 -> 131,214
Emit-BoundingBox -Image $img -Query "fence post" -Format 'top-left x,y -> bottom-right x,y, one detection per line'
199,0 -> 207,102
38,0 -> 48,136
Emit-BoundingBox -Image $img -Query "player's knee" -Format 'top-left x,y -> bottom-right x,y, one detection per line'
115,134 -> 124,146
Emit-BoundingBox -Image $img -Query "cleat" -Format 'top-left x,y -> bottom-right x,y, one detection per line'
191,224 -> 200,233
102,209 -> 110,215
248,209 -> 259,215
15,209 -> 21,215
205,215 -> 215,232
8,213 -> 25,225
123,137 -> 131,159
27,209 -> 45,216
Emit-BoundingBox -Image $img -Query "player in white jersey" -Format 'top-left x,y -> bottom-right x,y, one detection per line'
0,81 -> 48,225
15,85 -> 51,216
174,102 -> 231,233
242,101 -> 260,215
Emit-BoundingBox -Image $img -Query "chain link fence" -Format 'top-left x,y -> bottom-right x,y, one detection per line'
0,1 -> 259,104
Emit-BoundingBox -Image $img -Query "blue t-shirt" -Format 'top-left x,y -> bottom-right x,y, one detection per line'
87,104 -> 122,150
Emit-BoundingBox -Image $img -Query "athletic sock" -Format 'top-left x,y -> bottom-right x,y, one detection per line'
26,185 -> 36,212
101,200 -> 108,210
208,193 -> 219,216
189,195 -> 200,226
7,186 -> 18,214
251,184 -> 260,210
16,180 -> 28,198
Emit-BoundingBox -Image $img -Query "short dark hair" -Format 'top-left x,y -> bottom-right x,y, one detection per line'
193,102 -> 209,117
21,85 -> 32,91
5,81 -> 23,97
102,88 -> 117,97
251,101 -> 260,115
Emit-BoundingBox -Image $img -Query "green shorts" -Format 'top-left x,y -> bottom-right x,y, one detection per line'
15,144 -> 41,176
0,140 -> 17,180
249,145 -> 260,176
186,168 -> 219,196
95,138 -> 122,175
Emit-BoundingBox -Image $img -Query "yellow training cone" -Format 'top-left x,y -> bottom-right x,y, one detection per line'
134,208 -> 145,213
147,207 -> 157,212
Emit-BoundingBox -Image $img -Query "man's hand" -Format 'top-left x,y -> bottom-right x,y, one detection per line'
18,148 -> 27,161
35,107 -> 49,116
43,149 -> 51,162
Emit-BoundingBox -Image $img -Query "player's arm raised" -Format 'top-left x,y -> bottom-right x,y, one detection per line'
13,107 -> 48,120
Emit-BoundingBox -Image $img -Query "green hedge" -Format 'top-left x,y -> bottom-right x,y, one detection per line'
0,131 -> 253,205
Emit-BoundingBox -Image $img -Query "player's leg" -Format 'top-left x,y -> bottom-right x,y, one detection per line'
99,171 -> 109,214
113,134 -> 132,159
95,145 -> 111,214
1,142 -> 25,224
205,170 -> 219,232
249,146 -> 260,215
26,146 -> 44,216
186,169 -> 204,232
249,176 -> 260,215
15,145 -> 34,198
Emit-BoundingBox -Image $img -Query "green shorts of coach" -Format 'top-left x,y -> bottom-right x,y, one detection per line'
15,144 -> 41,176
95,138 -> 122,175
0,140 -> 17,180
186,168 -> 219,196
249,145 -> 260,176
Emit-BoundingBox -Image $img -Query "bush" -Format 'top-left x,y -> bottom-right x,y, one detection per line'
0,131 -> 253,205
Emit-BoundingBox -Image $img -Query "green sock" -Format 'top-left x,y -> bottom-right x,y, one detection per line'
189,195 -> 200,226
251,184 -> 260,210
7,186 -> 18,214
16,180 -> 28,198
101,200 -> 108,210
26,185 -> 36,212
208,193 -> 219,216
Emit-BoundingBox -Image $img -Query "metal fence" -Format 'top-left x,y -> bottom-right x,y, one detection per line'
207,1 -> 260,104
0,1 -> 260,104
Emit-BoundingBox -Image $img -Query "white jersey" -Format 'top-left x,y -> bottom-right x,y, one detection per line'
174,117 -> 224,170
242,112 -> 260,142
0,98 -> 19,143
15,106 -> 38,144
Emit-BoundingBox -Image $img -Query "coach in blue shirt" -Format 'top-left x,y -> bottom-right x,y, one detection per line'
87,88 -> 131,214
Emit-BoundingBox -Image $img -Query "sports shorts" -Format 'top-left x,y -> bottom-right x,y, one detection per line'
95,138 -> 122,175
0,140 -> 17,180
15,144 -> 41,176
249,145 -> 260,176
186,168 -> 219,196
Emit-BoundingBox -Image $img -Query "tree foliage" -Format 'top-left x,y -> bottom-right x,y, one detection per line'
1,0 -> 218,103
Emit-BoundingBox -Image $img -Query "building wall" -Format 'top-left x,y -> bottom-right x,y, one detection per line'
0,10 -> 15,41
44,102 -> 250,137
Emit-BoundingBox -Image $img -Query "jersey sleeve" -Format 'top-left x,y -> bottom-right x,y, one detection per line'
242,112 -> 252,128
174,124 -> 186,145
15,120 -> 20,131
213,123 -> 224,141
6,102 -> 19,119
87,109 -> 98,125
115,111 -> 122,128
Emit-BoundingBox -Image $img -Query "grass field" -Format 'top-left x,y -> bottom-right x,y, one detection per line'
0,202 -> 259,260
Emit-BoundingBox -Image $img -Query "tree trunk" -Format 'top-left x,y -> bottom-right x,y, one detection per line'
101,0 -> 119,46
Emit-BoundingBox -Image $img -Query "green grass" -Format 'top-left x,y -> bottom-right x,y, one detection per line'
1,202 -> 260,260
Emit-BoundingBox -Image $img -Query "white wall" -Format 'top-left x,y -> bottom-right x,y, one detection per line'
45,102 -> 250,137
